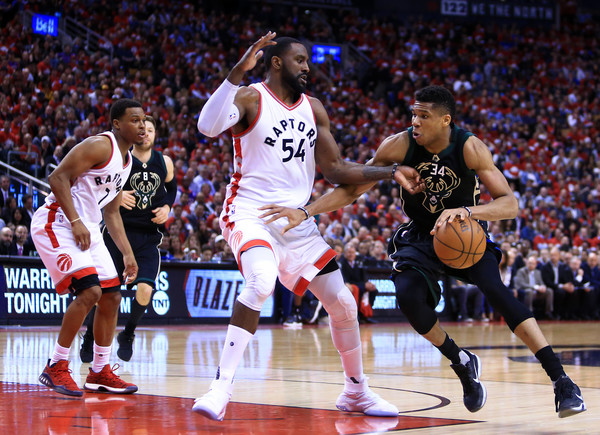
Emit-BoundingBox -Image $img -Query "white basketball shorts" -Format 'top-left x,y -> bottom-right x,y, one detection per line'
31,203 -> 120,295
221,213 -> 336,295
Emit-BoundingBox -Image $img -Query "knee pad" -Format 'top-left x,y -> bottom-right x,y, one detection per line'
237,260 -> 278,311
327,287 -> 357,325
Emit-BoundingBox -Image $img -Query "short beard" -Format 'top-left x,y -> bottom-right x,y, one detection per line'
282,67 -> 306,96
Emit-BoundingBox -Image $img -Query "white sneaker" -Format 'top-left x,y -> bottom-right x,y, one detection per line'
336,389 -> 399,417
192,381 -> 232,421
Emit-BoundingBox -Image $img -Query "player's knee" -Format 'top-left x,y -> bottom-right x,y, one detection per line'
238,262 -> 277,310
135,283 -> 153,306
75,286 -> 102,308
327,287 -> 357,324
395,288 -> 418,312
98,290 -> 122,311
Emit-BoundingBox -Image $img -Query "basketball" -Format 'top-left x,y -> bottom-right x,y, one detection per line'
433,216 -> 486,269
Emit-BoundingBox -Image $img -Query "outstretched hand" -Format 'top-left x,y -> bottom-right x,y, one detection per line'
234,31 -> 277,74
394,165 -> 425,195
258,204 -> 305,234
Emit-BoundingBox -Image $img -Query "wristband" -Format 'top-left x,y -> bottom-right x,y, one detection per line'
298,206 -> 310,220
70,217 -> 82,224
462,206 -> 472,217
391,163 -> 399,180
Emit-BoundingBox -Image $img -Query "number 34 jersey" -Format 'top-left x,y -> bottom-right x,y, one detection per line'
222,82 -> 317,221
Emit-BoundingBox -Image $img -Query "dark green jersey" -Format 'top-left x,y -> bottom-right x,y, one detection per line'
121,149 -> 169,231
401,124 -> 479,232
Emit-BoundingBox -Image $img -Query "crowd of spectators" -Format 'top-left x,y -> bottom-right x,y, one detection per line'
1,1 -> 599,318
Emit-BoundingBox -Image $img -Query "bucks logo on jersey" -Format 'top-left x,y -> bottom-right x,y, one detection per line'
129,171 -> 161,209
416,160 -> 460,213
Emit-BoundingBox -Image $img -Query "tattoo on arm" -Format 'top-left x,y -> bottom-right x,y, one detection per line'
361,164 -> 393,181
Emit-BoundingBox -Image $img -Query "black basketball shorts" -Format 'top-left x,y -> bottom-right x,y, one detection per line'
102,226 -> 163,288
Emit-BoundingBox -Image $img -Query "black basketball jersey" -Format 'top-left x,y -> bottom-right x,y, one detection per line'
120,149 -> 168,230
400,124 -> 480,232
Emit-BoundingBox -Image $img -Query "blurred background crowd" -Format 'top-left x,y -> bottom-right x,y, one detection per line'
1,0 -> 599,322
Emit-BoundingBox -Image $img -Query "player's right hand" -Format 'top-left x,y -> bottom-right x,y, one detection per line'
234,31 -> 277,73
394,165 -> 425,195
122,253 -> 138,284
71,220 -> 91,251
120,190 -> 136,210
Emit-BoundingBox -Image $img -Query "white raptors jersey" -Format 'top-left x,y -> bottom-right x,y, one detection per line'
44,131 -> 132,225
222,82 -> 317,222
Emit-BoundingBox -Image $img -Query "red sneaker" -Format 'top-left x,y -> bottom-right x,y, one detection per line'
84,364 -> 138,394
39,359 -> 83,397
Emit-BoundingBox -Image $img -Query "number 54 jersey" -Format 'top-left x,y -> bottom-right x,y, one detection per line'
222,82 -> 317,223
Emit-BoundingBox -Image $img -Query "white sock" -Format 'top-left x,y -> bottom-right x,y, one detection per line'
458,350 -> 470,365
212,325 -> 253,390
92,343 -> 111,373
344,371 -> 368,394
338,344 -> 365,385
50,343 -> 71,365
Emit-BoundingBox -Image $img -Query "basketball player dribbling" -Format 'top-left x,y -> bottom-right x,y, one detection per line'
32,99 -> 141,397
192,32 -> 423,421
261,85 -> 586,418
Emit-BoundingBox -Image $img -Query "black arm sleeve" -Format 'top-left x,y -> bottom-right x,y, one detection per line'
164,178 -> 177,208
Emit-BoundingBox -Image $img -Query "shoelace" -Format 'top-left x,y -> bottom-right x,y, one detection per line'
95,364 -> 123,380
109,363 -> 123,377
556,378 -> 574,398
455,363 -> 476,393
54,363 -> 78,386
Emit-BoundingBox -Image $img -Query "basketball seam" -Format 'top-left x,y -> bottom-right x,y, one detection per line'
433,218 -> 485,269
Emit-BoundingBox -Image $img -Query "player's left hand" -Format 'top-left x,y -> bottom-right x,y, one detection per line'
122,254 -> 138,285
430,207 -> 470,236
258,204 -> 305,234
394,165 -> 425,195
151,204 -> 170,224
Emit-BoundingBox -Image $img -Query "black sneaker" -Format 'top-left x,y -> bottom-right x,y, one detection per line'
116,331 -> 135,361
554,375 -> 586,418
450,349 -> 487,412
282,313 -> 303,328
80,332 -> 94,363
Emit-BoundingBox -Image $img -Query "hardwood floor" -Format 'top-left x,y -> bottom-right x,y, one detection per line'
0,320 -> 598,434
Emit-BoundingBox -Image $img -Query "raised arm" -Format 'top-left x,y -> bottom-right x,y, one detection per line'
197,32 -> 276,137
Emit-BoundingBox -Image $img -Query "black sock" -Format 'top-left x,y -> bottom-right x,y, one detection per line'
123,298 -> 148,336
535,345 -> 565,382
436,334 -> 461,364
293,305 -> 301,314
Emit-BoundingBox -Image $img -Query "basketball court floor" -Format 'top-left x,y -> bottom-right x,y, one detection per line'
0,320 -> 598,434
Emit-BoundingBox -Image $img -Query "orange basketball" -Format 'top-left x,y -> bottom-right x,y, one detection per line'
433,216 -> 486,269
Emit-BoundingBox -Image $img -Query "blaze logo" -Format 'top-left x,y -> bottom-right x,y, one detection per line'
57,253 -> 73,272
231,231 -> 243,252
